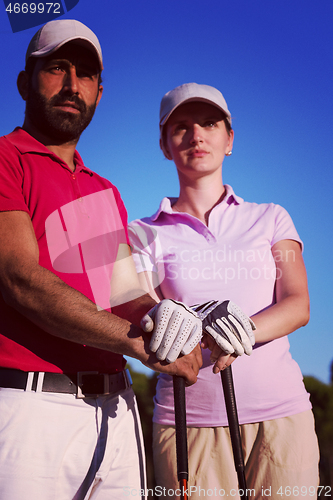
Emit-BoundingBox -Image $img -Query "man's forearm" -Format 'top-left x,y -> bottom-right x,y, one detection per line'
2,261 -> 155,357
2,260 -> 202,383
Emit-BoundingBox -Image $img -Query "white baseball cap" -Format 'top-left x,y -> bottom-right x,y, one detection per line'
25,19 -> 103,70
159,82 -> 232,129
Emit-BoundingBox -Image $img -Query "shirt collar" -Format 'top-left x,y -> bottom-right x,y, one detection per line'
5,127 -> 92,174
151,184 -> 243,221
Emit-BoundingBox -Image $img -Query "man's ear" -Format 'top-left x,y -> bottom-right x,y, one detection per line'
95,85 -> 103,107
17,71 -> 30,101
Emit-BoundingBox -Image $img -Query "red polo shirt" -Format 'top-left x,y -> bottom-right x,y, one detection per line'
0,128 -> 129,374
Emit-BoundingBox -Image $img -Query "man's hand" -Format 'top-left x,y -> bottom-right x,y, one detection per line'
140,298 -> 202,363
142,343 -> 203,386
193,300 -> 256,356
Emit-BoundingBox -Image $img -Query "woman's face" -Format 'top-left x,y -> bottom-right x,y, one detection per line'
164,101 -> 234,180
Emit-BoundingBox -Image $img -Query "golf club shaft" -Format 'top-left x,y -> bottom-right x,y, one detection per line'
221,365 -> 248,499
173,376 -> 188,500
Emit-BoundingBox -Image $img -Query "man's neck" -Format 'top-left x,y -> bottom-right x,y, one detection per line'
22,122 -> 78,172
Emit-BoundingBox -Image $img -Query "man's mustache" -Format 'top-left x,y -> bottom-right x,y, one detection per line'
50,94 -> 87,113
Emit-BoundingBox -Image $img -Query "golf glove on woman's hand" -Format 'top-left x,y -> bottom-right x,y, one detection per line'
192,300 -> 256,356
141,299 -> 202,363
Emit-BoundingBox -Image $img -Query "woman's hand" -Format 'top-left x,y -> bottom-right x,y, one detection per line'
192,300 -> 256,355
201,334 -> 237,374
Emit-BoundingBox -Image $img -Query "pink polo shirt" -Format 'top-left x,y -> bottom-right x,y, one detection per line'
129,185 -> 311,426
0,128 -> 129,374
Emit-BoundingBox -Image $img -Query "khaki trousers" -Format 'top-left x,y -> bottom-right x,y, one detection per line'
153,410 -> 319,499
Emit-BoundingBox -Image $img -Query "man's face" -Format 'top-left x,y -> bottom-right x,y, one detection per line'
25,43 -> 103,143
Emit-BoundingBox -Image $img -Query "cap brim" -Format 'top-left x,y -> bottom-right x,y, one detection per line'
160,96 -> 231,127
28,37 -> 103,71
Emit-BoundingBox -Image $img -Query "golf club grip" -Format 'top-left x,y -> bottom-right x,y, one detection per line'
221,366 -> 248,496
173,376 -> 188,481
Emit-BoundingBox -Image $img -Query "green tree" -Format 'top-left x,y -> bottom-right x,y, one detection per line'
304,361 -> 333,490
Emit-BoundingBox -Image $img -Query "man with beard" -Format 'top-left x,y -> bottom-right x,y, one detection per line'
0,20 -> 202,499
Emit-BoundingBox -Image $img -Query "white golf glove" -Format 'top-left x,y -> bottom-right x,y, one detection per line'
192,300 -> 256,356
141,299 -> 202,363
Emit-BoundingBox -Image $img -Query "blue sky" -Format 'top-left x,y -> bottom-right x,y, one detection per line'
0,0 -> 332,383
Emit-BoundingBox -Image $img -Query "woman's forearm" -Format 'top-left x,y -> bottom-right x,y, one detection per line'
251,293 -> 309,344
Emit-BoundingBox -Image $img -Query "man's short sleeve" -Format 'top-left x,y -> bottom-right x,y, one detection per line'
0,137 -> 30,214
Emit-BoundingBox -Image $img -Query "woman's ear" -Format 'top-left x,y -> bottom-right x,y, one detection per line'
227,128 -> 234,153
159,137 -> 172,160
17,71 -> 30,101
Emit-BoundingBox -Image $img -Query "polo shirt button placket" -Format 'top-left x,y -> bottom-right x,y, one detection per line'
70,171 -> 82,201
203,228 -> 216,244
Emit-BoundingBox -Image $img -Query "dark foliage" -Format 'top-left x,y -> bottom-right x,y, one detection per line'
304,362 -> 333,491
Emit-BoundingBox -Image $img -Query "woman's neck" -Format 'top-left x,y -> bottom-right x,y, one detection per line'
172,174 -> 226,225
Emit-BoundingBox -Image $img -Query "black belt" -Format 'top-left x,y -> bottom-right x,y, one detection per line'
0,368 -> 132,398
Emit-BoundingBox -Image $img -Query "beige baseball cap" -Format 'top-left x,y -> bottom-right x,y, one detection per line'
159,83 -> 232,157
25,19 -> 103,70
159,82 -> 231,129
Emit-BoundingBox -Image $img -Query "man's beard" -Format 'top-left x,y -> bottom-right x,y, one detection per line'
25,88 -> 98,142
